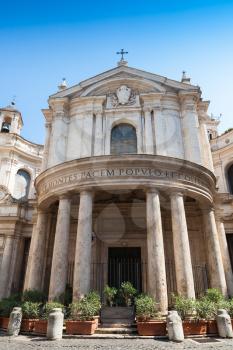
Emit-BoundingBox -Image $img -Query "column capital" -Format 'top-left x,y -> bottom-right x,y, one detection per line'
59,194 -> 71,201
169,190 -> 184,199
146,187 -> 159,195
199,204 -> 214,214
79,189 -> 94,197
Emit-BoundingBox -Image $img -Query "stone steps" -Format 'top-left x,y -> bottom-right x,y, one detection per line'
100,322 -> 136,328
96,327 -> 137,334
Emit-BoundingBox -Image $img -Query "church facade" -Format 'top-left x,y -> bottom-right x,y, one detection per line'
0,60 -> 233,312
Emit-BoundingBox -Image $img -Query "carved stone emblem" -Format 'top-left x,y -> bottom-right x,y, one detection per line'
109,85 -> 136,107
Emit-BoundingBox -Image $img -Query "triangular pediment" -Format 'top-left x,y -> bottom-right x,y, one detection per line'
50,64 -> 199,99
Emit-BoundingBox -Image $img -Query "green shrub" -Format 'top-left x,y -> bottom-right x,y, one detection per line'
204,289 -> 224,304
135,294 -> 157,321
120,281 -> 137,306
226,299 -> 233,318
0,296 -> 21,317
69,297 -> 98,321
21,301 -> 40,319
195,298 -> 216,320
103,285 -> 117,306
42,302 -> 65,320
172,294 -> 195,320
22,289 -> 46,303
86,291 -> 101,314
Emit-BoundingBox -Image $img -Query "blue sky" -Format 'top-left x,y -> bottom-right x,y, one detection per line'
0,0 -> 233,144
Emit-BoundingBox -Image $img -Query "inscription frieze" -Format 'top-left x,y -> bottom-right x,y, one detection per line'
39,166 -> 208,195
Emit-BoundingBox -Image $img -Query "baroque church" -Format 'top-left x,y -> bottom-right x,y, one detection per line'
0,58 -> 233,313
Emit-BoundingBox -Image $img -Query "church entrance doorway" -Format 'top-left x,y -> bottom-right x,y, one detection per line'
108,247 -> 142,292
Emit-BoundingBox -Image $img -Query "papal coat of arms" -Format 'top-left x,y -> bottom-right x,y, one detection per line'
109,85 -> 136,107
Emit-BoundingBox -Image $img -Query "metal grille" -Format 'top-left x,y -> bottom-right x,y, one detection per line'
67,261 -> 208,304
108,256 -> 142,292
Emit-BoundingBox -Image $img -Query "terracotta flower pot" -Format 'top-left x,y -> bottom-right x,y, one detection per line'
182,320 -> 207,336
1,317 -> 9,330
33,319 -> 48,335
21,319 -> 38,332
137,320 -> 166,336
207,320 -> 218,335
93,316 -> 99,330
66,320 -> 96,335
0,317 -> 3,328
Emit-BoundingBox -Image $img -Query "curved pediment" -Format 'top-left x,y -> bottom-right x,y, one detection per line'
50,65 -> 199,100
78,74 -> 166,97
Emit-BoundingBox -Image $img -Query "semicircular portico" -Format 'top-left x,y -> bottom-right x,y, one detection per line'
35,154 -> 216,209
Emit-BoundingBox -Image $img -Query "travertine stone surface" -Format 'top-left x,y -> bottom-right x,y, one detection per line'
170,192 -> 195,298
24,210 -> 48,291
49,197 -> 71,301
216,309 -> 233,338
146,189 -> 168,312
167,310 -> 184,342
144,110 -> 154,154
73,190 -> 93,299
217,220 -> 233,297
0,236 -> 14,299
7,307 -> 22,336
203,208 -> 227,296
47,308 -> 64,340
180,93 -> 202,165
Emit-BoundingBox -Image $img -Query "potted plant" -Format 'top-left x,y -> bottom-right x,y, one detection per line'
224,298 -> 233,328
21,301 -> 40,332
195,298 -> 217,335
135,294 -> 166,336
173,294 -> 207,336
34,302 -> 64,335
103,285 -> 117,307
202,288 -> 226,335
0,295 -> 21,330
86,291 -> 101,328
120,281 -> 137,307
66,295 -> 100,335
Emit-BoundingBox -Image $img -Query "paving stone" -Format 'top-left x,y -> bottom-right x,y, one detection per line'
1,333 -> 233,350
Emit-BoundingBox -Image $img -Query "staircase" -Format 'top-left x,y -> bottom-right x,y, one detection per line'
96,306 -> 137,334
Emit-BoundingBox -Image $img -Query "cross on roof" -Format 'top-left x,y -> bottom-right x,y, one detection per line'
116,49 -> 128,61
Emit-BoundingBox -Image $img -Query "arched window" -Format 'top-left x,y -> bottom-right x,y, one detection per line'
228,164 -> 233,194
13,169 -> 31,200
111,124 -> 137,155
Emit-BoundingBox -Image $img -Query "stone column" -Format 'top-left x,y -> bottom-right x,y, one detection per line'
73,190 -> 93,300
24,210 -> 48,291
146,189 -> 168,313
203,208 -> 228,296
199,120 -> 214,172
48,196 -> 71,301
47,98 -> 69,168
41,121 -> 52,171
180,93 -> 202,165
7,236 -> 21,296
94,112 -> 103,156
144,109 -> 154,154
170,192 -> 195,298
0,236 -> 14,299
217,220 -> 233,296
